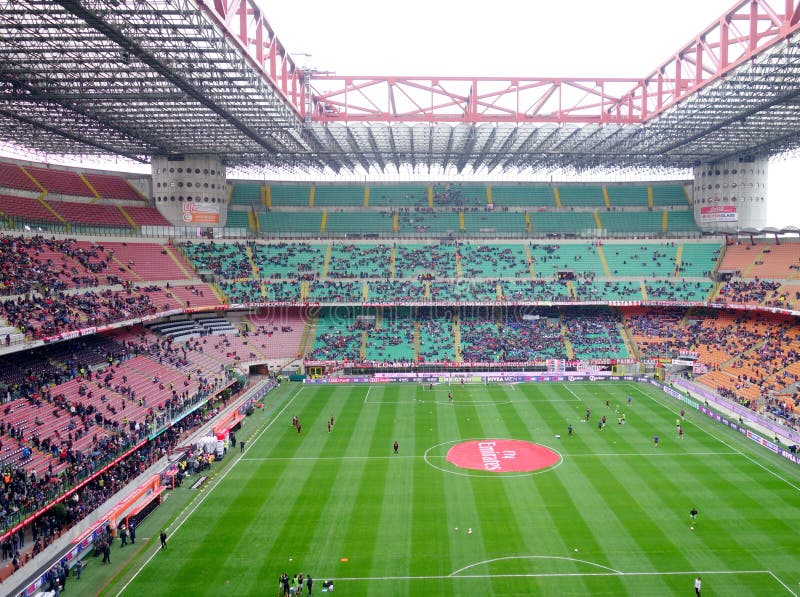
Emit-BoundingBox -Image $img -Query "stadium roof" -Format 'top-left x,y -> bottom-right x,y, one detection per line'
1,0 -> 800,175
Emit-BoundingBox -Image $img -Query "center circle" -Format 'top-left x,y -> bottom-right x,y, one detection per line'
446,439 -> 560,473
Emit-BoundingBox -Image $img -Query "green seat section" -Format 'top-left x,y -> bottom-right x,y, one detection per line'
225,211 -> 251,230
652,184 -> 688,206
563,310 -> 628,360
528,243 -> 605,278
308,281 -> 363,302
230,182 -> 261,206
310,314 -> 363,361
395,244 -> 457,278
606,185 -> 649,207
369,184 -> 428,207
259,211 -> 321,234
574,280 -> 642,301
418,317 -> 455,362
218,280 -> 262,302
430,281 -> 498,302
251,243 -> 324,278
327,244 -> 392,278
432,183 -> 486,207
365,316 -> 416,362
181,241 -> 252,278
600,212 -> 663,234
666,211 -> 700,233
325,211 -> 394,234
458,244 -> 529,277
558,185 -> 605,207
314,185 -> 365,207
490,185 -> 555,207
368,280 -> 426,302
603,244 -> 678,277
677,243 -> 722,277
645,280 -> 713,302
397,211 -> 461,234
262,281 -> 302,301
460,316 -> 566,361
530,212 -> 596,234
500,280 -> 571,301
269,184 -> 311,206
463,212 -> 527,234
218,280 -> 301,302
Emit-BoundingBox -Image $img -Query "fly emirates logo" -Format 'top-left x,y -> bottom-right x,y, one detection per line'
478,442 -> 517,471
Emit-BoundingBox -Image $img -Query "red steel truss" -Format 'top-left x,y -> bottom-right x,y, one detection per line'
196,0 -> 306,116
304,0 -> 800,124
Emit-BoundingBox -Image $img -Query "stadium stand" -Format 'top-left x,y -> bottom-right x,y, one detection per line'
82,173 -> 144,202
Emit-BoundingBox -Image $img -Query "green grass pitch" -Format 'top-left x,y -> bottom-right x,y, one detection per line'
109,381 -> 800,596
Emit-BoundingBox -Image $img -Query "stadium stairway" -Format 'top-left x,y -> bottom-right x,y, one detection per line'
559,318 -> 575,359
596,246 -> 612,277
413,321 -> 421,361
245,246 -> 259,279
452,313 -> 462,361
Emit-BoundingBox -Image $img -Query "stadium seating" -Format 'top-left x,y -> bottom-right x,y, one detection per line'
325,210 -> 394,234
313,185 -> 365,207
24,165 -> 93,198
82,173 -> 144,202
230,182 -> 261,206
458,243 -> 530,278
489,184 -> 554,207
606,185 -> 649,207
368,184 -> 428,207
651,184 -> 688,206
252,243 -> 324,279
603,244 -> 678,277
0,193 -> 62,224
463,211 -> 527,234
557,185 -> 605,208
327,244 -> 392,278
269,184 -> 311,206
530,212 -> 596,235
394,244 -> 458,278
123,205 -> 172,228
259,211 -> 322,234
600,212 -> 663,234
0,162 -> 42,192
529,243 -> 604,277
365,316 -> 416,362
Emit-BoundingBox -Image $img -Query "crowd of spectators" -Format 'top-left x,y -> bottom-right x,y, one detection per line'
0,235 -> 112,297
1,288 -> 159,339
327,244 -> 392,279
716,279 -> 783,304
460,317 -> 566,362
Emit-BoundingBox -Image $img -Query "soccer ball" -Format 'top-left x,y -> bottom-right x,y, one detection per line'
690,527 -> 694,531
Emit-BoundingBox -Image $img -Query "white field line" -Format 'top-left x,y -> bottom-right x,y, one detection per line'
627,384 -> 800,495
363,384 -> 372,404
114,385 -> 306,597
240,450 -> 739,462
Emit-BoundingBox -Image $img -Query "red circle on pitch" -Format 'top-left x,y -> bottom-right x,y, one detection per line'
446,440 -> 560,473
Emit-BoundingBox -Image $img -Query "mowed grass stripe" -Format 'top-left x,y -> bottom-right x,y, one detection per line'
370,385 -> 416,592
344,384 -> 401,578
244,387 -> 356,592
114,381 -> 800,596
439,396 -> 493,595
410,383 -> 457,595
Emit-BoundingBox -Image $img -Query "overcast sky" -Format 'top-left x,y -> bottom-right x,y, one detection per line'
263,0 -> 798,227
